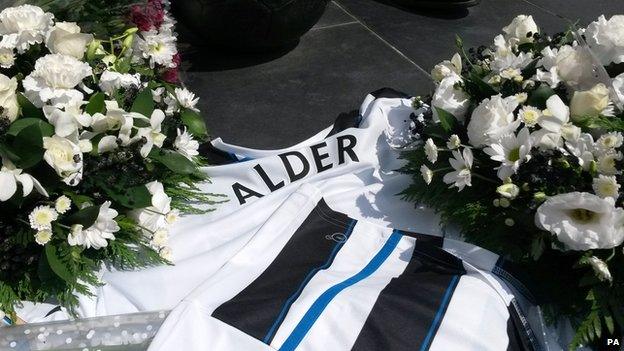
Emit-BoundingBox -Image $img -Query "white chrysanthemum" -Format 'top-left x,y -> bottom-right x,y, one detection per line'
151,228 -> 169,247
467,94 -> 519,147
446,134 -> 461,149
29,205 -> 58,230
55,195 -> 72,214
0,48 -> 15,68
67,201 -> 119,249
159,246 -> 173,261
442,148 -> 473,191
165,210 -> 179,224
431,73 -> 469,123
174,87 -> 199,112
593,175 -> 620,199
597,152 -> 622,176
596,132 -> 623,153
484,128 -> 532,180
0,159 -> 48,201
420,165 -> 433,185
584,15 -> 624,65
135,28 -> 178,68
34,230 -> 53,245
0,5 -> 54,53
22,53 -> 92,107
98,70 -> 141,96
174,128 -> 199,160
424,138 -> 438,163
518,106 -> 541,127
587,256 -> 613,282
535,192 -> 624,251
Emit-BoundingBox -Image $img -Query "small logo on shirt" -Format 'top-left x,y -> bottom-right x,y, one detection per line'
325,233 -> 348,243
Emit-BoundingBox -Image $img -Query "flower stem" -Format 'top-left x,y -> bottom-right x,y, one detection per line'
472,173 -> 498,184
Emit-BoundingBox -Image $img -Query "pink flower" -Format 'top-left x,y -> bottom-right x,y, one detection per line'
130,0 -> 165,31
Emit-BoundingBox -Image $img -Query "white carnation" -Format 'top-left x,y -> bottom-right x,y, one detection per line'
0,5 -> 54,53
584,15 -> 624,65
467,94 -> 519,147
98,70 -> 141,96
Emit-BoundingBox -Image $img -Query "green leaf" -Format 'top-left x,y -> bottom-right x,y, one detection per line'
149,148 -> 198,175
434,107 -> 457,133
468,71 -> 498,96
604,314 -> 615,334
17,93 -> 44,119
9,123 -> 48,168
85,92 -> 106,115
65,205 -> 101,227
6,118 -> 53,137
521,58 -> 539,78
99,182 -> 152,209
45,244 -> 73,282
593,313 -> 602,338
131,89 -> 154,117
114,56 -> 131,74
527,84 -> 555,109
180,109 -> 208,138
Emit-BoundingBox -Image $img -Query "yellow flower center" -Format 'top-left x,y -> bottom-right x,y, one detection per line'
568,209 -> 600,224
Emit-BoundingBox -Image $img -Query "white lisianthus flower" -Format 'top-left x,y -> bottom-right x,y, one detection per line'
132,109 -> 167,157
0,48 -> 15,68
503,15 -> 538,45
446,134 -> 461,149
0,73 -> 19,122
42,135 -> 83,186
174,128 -> 199,160
431,74 -> 469,123
595,132 -> 623,153
535,192 -> 624,251
484,128 -> 532,180
443,148 -> 473,191
570,83 -> 612,119
43,101 -> 92,137
587,256 -> 613,282
29,205 -> 58,230
130,181 -> 172,236
98,70 -> 141,96
497,183 -> 520,199
0,160 -> 48,201
45,22 -> 93,59
566,133 -> 596,170
67,201 -> 119,249
597,152 -> 622,176
420,165 -> 433,185
34,229 -> 53,245
134,28 -> 178,68
159,246 -> 173,261
584,15 -> 624,65
0,5 -> 54,53
23,54 -> 92,107
518,106 -> 542,127
592,175 -> 620,199
431,53 -> 462,82
151,228 -> 169,247
424,138 -> 438,163
55,195 -> 72,214
174,88 -> 200,112
467,94 -> 519,147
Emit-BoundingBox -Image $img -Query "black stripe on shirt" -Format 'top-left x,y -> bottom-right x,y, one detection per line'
212,199 -> 354,342
351,238 -> 466,351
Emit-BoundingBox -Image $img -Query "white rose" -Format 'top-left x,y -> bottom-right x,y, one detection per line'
503,15 -> 538,44
98,70 -> 141,96
535,192 -> 624,251
431,74 -> 469,123
22,53 -> 92,107
0,73 -> 19,122
467,94 -> 519,146
0,5 -> 54,53
42,135 -> 83,186
570,83 -> 611,119
45,22 -> 93,59
554,45 -> 597,89
584,15 -> 624,65
431,53 -> 461,82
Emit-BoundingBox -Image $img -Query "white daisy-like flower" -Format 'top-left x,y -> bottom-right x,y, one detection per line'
174,128 -> 199,160
151,228 -> 169,247
518,106 -> 542,127
446,134 -> 461,149
442,147 -> 473,191
593,175 -> 620,199
587,256 -> 612,282
174,87 -> 199,112
420,165 -> 433,185
55,195 -> 72,214
424,138 -> 438,163
596,132 -> 623,153
134,28 -> 178,68
34,230 -> 53,245
484,128 -> 532,180
597,152 -> 622,175
165,210 -> 180,224
515,92 -> 528,104
159,246 -> 173,261
29,205 -> 58,230
0,5 -> 54,53
0,48 -> 15,68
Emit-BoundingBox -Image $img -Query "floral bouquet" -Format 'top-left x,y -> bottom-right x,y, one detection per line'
401,14 -> 624,348
0,2 -> 218,321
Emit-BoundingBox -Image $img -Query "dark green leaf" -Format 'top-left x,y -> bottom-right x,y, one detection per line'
468,71 -> 498,96
65,205 -> 101,227
604,315 -> 614,335
7,118 -> 53,137
17,93 -> 44,119
434,107 -> 457,133
149,148 -> 198,175
521,59 -> 539,78
180,109 -> 208,138
10,123 -> 46,168
130,89 -> 154,117
45,245 -> 73,282
527,84 -> 555,109
99,182 -> 152,209
85,92 -> 106,115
